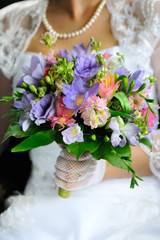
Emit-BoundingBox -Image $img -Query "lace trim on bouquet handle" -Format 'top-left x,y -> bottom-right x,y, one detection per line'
0,0 -> 46,79
55,148 -> 106,192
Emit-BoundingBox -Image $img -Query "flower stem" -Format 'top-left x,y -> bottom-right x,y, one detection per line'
58,187 -> 71,198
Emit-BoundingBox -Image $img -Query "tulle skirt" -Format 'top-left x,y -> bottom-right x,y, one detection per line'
0,143 -> 160,240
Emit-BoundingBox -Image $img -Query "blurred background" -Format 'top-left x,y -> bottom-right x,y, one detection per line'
0,0 -> 31,213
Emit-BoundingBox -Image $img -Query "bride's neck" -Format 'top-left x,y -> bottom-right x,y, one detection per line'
49,0 -> 102,20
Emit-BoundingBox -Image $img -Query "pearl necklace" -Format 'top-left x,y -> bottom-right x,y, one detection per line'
43,0 -> 106,39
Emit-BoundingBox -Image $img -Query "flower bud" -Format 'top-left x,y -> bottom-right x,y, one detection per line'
104,135 -> 110,142
29,85 -> 37,94
22,82 -> 28,89
45,76 -> 52,84
90,134 -> 96,141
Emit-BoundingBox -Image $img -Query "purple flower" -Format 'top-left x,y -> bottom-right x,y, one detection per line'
30,93 -> 56,125
128,70 -> 149,91
60,41 -> 92,62
62,123 -> 84,144
114,67 -> 129,76
63,76 -> 99,115
109,117 -> 141,147
74,55 -> 102,80
60,43 -> 86,62
17,53 -> 46,87
14,92 -> 36,131
60,40 -> 101,80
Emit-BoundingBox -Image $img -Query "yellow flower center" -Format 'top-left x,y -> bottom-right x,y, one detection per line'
105,75 -> 114,87
134,100 -> 139,104
75,95 -> 84,106
70,127 -> 78,137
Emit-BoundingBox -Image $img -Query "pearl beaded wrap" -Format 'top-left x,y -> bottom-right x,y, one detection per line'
42,0 -> 107,39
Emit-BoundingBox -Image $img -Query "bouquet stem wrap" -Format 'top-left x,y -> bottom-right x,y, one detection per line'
58,187 -> 71,198
56,147 -> 105,198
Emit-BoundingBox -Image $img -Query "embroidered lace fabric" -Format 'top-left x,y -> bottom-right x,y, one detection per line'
0,0 -> 47,79
0,0 -> 160,182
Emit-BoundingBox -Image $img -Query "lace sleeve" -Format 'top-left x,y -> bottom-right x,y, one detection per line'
107,0 -> 160,47
0,0 -> 47,79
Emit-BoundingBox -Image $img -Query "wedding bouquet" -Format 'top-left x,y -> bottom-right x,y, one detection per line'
1,33 -> 158,198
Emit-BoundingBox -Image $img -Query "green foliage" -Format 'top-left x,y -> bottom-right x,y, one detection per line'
127,80 -> 135,94
65,135 -> 103,160
11,129 -> 57,152
92,142 -> 130,170
139,138 -> 152,149
0,96 -> 15,102
114,92 -> 131,114
2,121 -> 50,143
109,110 -> 135,120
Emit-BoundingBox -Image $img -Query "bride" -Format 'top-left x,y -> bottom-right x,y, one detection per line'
0,0 -> 160,239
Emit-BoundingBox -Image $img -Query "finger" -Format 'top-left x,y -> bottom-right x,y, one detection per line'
55,174 -> 93,191
56,157 -> 97,173
55,167 -> 94,183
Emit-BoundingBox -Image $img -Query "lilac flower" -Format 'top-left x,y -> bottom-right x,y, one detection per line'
17,53 -> 46,87
63,76 -> 99,115
60,41 -> 92,62
128,70 -> 149,91
109,117 -> 141,147
74,54 -> 102,80
114,67 -> 129,76
60,40 -> 101,80
61,123 -> 84,144
14,92 -> 36,131
60,43 -> 86,62
30,93 -> 56,125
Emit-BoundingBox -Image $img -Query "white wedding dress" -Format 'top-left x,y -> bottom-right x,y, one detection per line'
0,0 -> 160,239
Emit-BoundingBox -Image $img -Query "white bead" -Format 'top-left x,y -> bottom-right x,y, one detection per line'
71,32 -> 76,37
59,34 -> 63,38
64,34 -> 68,38
43,0 -> 106,41
67,33 -> 72,38
79,30 -> 83,34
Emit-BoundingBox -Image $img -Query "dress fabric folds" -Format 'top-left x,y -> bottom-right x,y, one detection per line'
0,0 -> 160,239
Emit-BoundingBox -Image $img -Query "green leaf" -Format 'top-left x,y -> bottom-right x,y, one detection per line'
114,143 -> 131,158
145,99 -> 154,103
11,129 -> 56,152
0,96 -> 15,102
110,110 -> 135,120
130,176 -> 139,188
65,135 -> 102,159
139,138 -> 152,149
92,142 -> 129,170
2,121 -> 50,142
117,75 -> 128,92
114,92 -> 131,114
3,123 -> 29,142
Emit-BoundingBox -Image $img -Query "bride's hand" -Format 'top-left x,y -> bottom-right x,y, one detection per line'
54,149 -> 106,191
